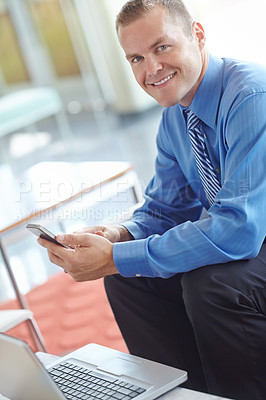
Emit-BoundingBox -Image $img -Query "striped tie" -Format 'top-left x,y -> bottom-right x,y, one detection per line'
185,109 -> 221,206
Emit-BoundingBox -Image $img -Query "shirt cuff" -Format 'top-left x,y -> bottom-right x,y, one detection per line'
121,221 -> 146,240
113,239 -> 155,277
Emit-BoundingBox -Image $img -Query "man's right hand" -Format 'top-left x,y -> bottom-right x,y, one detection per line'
75,225 -> 133,243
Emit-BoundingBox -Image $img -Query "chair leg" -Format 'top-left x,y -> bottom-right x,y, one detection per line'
26,317 -> 47,353
0,241 -> 47,352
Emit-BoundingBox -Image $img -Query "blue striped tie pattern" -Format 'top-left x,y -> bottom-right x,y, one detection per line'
185,109 -> 221,206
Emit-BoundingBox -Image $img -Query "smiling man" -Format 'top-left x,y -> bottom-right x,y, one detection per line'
119,5 -> 208,107
38,1 -> 266,399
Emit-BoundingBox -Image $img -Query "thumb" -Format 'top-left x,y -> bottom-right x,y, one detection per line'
56,233 -> 92,247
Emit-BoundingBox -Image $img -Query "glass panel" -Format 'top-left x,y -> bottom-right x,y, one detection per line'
27,0 -> 80,77
0,0 -> 30,84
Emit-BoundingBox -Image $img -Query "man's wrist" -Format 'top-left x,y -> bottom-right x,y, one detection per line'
117,225 -> 134,242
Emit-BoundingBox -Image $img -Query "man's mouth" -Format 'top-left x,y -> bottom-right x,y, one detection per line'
152,72 -> 176,86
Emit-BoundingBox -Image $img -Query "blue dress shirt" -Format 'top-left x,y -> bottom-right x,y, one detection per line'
113,54 -> 266,278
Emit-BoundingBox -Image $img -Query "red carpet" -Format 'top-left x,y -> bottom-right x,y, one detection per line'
0,273 -> 128,355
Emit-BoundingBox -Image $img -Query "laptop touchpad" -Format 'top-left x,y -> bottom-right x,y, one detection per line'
98,356 -> 142,376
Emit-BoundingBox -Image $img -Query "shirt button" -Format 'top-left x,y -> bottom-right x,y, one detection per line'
136,274 -> 141,277
216,168 -> 220,173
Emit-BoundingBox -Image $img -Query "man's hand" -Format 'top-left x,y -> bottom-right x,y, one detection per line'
75,225 -> 133,243
37,232 -> 118,281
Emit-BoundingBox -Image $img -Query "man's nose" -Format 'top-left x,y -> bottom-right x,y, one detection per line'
146,56 -> 163,76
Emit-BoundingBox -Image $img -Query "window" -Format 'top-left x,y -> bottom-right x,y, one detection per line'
26,0 -> 80,77
0,0 -> 30,84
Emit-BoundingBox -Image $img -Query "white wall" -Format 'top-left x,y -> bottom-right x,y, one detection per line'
191,0 -> 266,65
72,0 -> 266,113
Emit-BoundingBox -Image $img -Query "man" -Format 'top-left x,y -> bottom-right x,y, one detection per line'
39,1 -> 266,399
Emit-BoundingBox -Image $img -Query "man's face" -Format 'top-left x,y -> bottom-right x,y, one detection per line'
118,6 -> 207,107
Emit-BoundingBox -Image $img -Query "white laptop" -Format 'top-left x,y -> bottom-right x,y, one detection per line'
0,333 -> 187,400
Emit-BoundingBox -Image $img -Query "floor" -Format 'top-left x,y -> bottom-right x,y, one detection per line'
0,272 -> 128,355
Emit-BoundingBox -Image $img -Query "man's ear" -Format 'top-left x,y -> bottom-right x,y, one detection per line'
192,21 -> 206,51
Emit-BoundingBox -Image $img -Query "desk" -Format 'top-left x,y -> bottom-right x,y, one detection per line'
0,161 -> 142,351
0,161 -> 141,234
35,352 -> 231,400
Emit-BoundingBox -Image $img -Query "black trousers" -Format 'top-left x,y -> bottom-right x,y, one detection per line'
104,241 -> 266,400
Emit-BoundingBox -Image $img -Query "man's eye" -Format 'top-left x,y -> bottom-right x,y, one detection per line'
132,56 -> 143,63
158,45 -> 168,52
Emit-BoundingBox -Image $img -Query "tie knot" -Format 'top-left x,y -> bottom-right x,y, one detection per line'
184,109 -> 201,130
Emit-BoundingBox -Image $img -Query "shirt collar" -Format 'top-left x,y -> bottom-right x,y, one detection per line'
186,54 -> 224,129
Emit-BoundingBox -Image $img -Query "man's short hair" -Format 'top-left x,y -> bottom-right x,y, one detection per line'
116,0 -> 193,37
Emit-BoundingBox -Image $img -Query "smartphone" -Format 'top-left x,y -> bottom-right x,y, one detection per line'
26,223 -> 70,248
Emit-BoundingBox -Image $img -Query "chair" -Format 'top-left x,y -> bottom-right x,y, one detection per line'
0,309 -> 47,352
0,309 -> 32,331
0,242 -> 47,352
0,86 -> 72,160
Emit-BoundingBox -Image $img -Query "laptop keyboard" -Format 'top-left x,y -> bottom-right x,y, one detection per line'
48,361 -> 146,400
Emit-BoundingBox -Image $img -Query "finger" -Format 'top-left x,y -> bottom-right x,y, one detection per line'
47,250 -> 66,268
95,231 -> 105,237
37,238 -> 66,264
101,227 -> 120,243
74,226 -> 104,234
56,233 -> 93,247
37,237 -> 65,253
38,238 -> 73,275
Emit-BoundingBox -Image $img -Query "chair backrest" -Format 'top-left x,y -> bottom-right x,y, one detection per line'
0,87 -> 63,137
